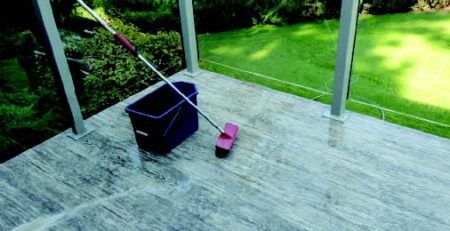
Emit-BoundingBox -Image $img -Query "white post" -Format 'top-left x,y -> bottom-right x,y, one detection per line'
329,0 -> 360,121
32,0 -> 87,135
179,0 -> 201,76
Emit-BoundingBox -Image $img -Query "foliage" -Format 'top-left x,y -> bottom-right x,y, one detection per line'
362,0 -> 417,14
97,0 -> 341,32
50,0 -> 79,25
67,19 -> 183,115
11,31 -> 65,119
0,58 -> 64,159
320,0 -> 343,18
422,0 -> 450,9
14,19 -> 183,117
1,19 -> 183,157
94,0 -> 449,33
100,0 -> 180,32
193,0 -> 255,32
251,0 -> 311,25
0,29 -> 22,58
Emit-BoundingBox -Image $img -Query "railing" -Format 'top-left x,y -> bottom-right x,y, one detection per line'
32,0 -> 203,137
32,0 -> 360,137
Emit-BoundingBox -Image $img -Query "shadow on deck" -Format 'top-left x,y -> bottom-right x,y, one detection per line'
1,71 -> 450,230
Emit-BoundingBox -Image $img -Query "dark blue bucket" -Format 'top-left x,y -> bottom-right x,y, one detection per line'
125,82 -> 199,154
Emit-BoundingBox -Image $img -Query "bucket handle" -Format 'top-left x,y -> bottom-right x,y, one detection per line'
162,104 -> 183,137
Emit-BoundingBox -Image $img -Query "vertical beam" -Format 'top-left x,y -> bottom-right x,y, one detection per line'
330,0 -> 360,119
179,0 -> 201,76
32,0 -> 86,134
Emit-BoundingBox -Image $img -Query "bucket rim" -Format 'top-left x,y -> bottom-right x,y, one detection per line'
125,81 -> 198,119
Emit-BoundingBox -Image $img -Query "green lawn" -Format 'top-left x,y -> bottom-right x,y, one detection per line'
0,58 -> 31,154
0,58 -> 28,89
199,12 -> 450,138
0,58 -> 55,159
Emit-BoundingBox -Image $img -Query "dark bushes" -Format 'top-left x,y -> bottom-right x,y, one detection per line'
102,0 -> 181,32
100,0 -> 344,32
14,19 -> 183,125
2,15 -> 184,157
362,0 -> 417,14
101,0 -> 447,33
421,0 -> 450,9
64,20 -> 184,115
194,0 -> 256,32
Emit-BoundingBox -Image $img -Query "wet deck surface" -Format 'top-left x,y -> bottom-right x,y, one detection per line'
1,71 -> 450,231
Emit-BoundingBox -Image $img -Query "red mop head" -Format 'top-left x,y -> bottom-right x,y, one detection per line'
215,123 -> 239,158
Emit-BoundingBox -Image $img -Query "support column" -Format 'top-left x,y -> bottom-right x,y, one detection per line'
32,0 -> 87,135
179,0 -> 201,76
329,0 -> 360,121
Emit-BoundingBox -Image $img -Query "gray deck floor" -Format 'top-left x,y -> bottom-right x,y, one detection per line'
1,71 -> 450,231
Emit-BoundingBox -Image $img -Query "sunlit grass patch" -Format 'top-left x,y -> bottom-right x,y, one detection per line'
199,12 -> 450,138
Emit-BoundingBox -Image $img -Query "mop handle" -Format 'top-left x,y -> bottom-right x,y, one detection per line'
137,54 -> 224,134
76,0 -> 115,35
76,0 -> 225,134
76,0 -> 138,55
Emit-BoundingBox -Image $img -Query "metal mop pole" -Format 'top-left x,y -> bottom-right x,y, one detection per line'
137,55 -> 224,134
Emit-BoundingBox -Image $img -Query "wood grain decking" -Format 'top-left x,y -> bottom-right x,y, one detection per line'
1,71 -> 450,231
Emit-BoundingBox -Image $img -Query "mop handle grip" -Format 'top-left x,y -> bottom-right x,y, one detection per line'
114,33 -> 138,56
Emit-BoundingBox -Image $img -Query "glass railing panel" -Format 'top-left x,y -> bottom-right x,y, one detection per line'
69,0 -> 185,117
197,1 -> 342,101
1,30 -> 70,161
350,10 -> 450,138
0,0 -> 186,161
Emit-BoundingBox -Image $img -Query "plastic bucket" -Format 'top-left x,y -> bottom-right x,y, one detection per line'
125,82 -> 199,153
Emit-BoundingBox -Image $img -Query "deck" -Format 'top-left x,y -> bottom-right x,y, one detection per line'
1,71 -> 450,230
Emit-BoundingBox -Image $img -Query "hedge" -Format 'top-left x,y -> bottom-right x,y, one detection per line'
97,0 -> 444,33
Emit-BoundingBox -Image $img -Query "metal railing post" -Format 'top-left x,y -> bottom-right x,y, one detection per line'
329,0 -> 360,121
32,0 -> 87,135
179,0 -> 201,76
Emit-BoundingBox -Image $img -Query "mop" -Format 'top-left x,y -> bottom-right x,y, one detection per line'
76,0 -> 239,157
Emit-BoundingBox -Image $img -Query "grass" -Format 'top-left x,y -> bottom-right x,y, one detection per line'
0,58 -> 32,154
199,12 -> 450,139
74,6 -> 109,21
0,58 -> 28,89
0,58 -> 56,162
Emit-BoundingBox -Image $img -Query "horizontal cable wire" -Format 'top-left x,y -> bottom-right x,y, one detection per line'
201,58 -> 450,128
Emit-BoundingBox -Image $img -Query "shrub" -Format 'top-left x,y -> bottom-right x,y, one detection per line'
0,56 -> 65,158
0,90 -> 61,156
98,0 -> 343,32
423,0 -> 450,9
5,18 -> 183,156
194,0 -> 255,31
253,0 -> 308,25
321,0 -> 343,18
195,0 -> 343,29
362,0 -> 417,14
0,29 -> 23,58
102,0 -> 180,32
14,19 -> 183,128
68,19 -> 183,115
